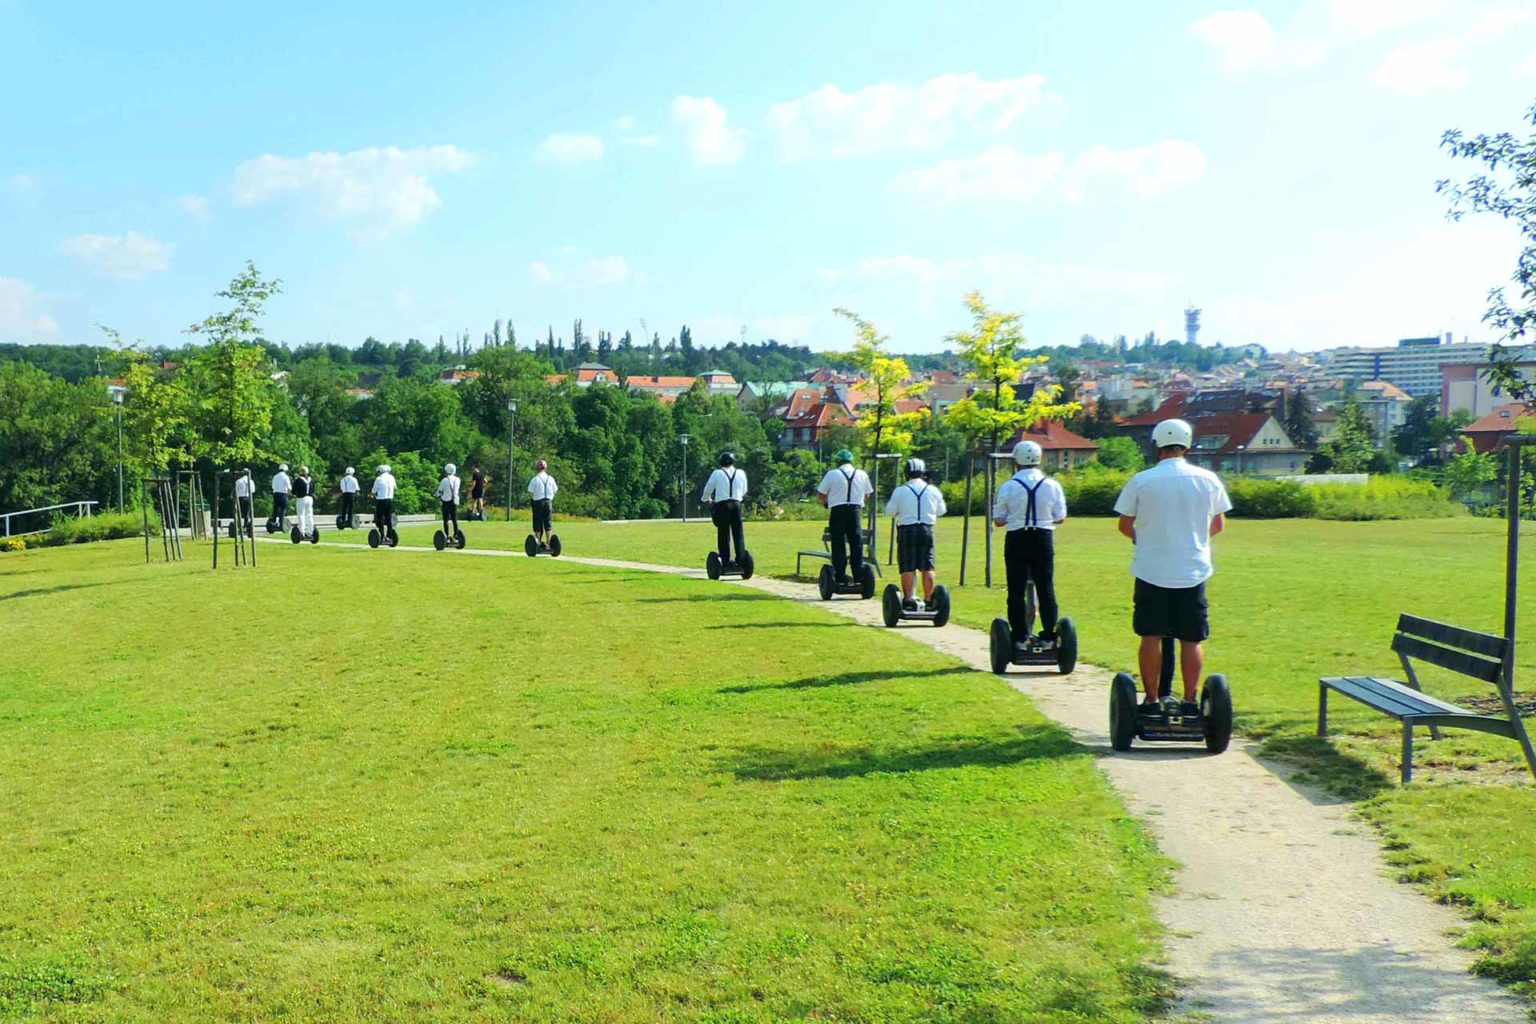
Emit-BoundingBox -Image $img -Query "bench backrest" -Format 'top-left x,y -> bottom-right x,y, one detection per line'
1391,614 -> 1507,685
821,527 -> 876,547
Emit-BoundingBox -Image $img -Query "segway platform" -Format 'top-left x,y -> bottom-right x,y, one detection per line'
524,534 -> 562,557
706,550 -> 754,580
881,583 -> 950,627
988,616 -> 1078,675
290,525 -> 320,545
367,524 -> 399,549
264,515 -> 282,535
1108,638 -> 1232,754
434,528 -> 467,551
462,507 -> 486,522
334,513 -> 356,531
817,562 -> 876,600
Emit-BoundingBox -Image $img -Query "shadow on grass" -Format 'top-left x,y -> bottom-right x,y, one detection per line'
0,581 -> 118,603
1260,734 -> 1393,803
726,725 -> 1081,781
719,665 -> 974,694
635,592 -> 781,604
704,620 -> 860,630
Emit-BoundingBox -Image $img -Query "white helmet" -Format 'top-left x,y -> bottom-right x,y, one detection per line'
904,457 -> 926,477
345,467 -> 355,476
300,466 -> 310,475
1152,418 -> 1194,450
445,463 -> 456,475
377,464 -> 389,475
1012,440 -> 1043,467
278,463 -> 288,472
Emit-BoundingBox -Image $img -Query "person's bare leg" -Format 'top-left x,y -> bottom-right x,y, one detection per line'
1138,635 -> 1163,702
920,569 -> 936,601
900,570 -> 915,600
1179,641 -> 1204,702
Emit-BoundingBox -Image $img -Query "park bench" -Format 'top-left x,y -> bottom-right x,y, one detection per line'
1318,614 -> 1536,783
796,527 -> 882,578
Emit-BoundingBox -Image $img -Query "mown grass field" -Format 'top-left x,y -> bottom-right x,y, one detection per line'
0,539 -> 1171,1022
398,513 -> 1536,997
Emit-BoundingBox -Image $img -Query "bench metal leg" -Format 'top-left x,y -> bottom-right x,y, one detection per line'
1401,720 -> 1414,785
1317,683 -> 1328,737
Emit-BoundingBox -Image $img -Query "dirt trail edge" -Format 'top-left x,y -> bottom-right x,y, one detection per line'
269,541 -> 1528,1022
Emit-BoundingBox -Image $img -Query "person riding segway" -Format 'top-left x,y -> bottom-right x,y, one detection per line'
816,448 -> 876,600
231,467 -> 256,538
881,458 -> 950,627
337,466 -> 360,530
368,464 -> 399,549
434,463 -> 466,550
525,459 -> 561,556
702,452 -> 753,579
268,463 -> 292,533
1107,418 -> 1235,754
468,463 -> 488,521
988,440 -> 1077,674
290,466 -> 320,544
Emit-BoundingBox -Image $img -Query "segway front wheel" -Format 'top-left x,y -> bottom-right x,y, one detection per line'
335,514 -> 347,531
525,535 -> 538,558
549,533 -> 561,557
368,528 -> 381,549
455,530 -> 467,550
309,529 -> 320,545
738,550 -> 754,580
1202,674 -> 1234,755
931,585 -> 951,628
385,527 -> 399,548
433,529 -> 447,551
988,618 -> 1011,675
706,551 -> 722,580
1056,617 -> 1078,675
290,525 -> 302,545
266,517 -> 279,535
228,521 -> 237,539
859,562 -> 877,600
817,563 -> 834,601
1110,671 -> 1139,752
881,584 -> 901,628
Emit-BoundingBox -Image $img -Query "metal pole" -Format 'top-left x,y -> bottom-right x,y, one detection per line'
212,473 -> 220,569
506,408 -> 515,523
1503,438 -> 1536,777
115,403 -> 124,513
681,438 -> 688,523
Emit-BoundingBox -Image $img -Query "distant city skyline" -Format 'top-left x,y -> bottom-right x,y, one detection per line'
1,1 -> 1532,355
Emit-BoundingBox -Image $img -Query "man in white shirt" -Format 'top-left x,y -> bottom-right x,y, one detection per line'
339,467 -> 360,528
293,466 -> 316,538
992,440 -> 1068,647
527,459 -> 558,547
370,464 -> 397,535
817,447 -> 873,586
700,451 -> 748,565
437,463 -> 462,540
1113,418 -> 1233,715
271,463 -> 292,528
885,457 -> 947,611
233,468 -> 255,536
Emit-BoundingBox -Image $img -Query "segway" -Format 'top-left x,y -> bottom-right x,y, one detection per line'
987,578 -> 1077,675
524,533 -> 561,557
463,506 -> 486,522
366,513 -> 399,549
335,510 -> 357,531
706,549 -> 754,580
881,583 -> 950,627
434,527 -> 468,551
817,561 -> 877,601
1109,636 -> 1232,754
264,514 -> 283,535
290,524 -> 320,545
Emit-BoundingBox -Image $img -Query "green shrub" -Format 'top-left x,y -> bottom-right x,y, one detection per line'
1226,478 -> 1316,518
1062,467 -> 1134,516
1309,477 -> 1458,521
1,537 -> 27,553
40,510 -> 159,547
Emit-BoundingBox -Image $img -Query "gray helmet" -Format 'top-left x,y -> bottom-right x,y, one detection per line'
905,457 -> 926,478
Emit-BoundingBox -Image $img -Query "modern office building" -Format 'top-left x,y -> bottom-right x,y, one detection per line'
1327,336 -> 1490,397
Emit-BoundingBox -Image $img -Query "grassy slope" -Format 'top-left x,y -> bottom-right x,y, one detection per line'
396,514 -> 1536,998
0,540 -> 1170,1023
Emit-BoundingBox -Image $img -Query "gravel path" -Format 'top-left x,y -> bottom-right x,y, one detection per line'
266,538 -> 1529,1022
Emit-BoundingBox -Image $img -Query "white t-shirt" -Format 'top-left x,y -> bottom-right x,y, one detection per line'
436,475 -> 460,503
271,471 -> 291,495
340,475 -> 360,494
1113,457 -> 1233,589
527,472 -> 558,501
371,473 -> 397,501
700,467 -> 748,503
993,469 -> 1067,531
886,478 -> 947,526
817,464 -> 872,507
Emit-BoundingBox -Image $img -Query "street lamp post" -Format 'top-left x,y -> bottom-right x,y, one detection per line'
505,398 -> 518,523
679,433 -> 692,523
112,390 -> 124,514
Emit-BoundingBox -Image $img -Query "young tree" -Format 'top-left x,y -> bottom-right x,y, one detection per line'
831,307 -> 928,459
1094,435 -> 1145,471
1443,449 -> 1497,501
182,262 -> 281,466
107,330 -> 190,478
1283,389 -> 1320,450
1313,399 -> 1377,473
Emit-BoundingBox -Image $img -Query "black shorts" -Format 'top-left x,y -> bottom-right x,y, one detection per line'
896,523 -> 935,572
531,498 -> 552,533
1133,579 -> 1209,643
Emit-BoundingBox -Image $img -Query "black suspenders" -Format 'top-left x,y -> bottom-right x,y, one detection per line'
838,466 -> 856,506
905,480 -> 928,523
723,468 -> 737,500
1017,473 -> 1046,528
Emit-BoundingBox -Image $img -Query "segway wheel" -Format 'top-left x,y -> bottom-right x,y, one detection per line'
309,529 -> 319,545
335,514 -> 346,531
706,551 -> 722,580
1202,674 -> 1234,755
739,550 -> 754,580
931,585 -> 951,628
881,584 -> 901,628
1109,672 -> 1139,752
549,533 -> 561,557
385,527 -> 399,548
290,525 -> 302,545
817,563 -> 834,601
859,562 -> 877,600
524,535 -> 538,558
266,517 -> 279,535
433,529 -> 447,551
988,618 -> 1012,675
455,530 -> 467,550
368,528 -> 381,549
228,521 -> 237,539
1056,617 -> 1078,675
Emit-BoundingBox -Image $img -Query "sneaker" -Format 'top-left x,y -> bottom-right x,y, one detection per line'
1139,697 -> 1164,716
1180,700 -> 1201,719
902,598 -> 918,612
1036,635 -> 1057,650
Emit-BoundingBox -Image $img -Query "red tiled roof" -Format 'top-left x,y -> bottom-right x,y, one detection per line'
1120,394 -> 1189,426
1464,402 -> 1536,433
1008,420 -> 1100,451
1189,412 -> 1296,455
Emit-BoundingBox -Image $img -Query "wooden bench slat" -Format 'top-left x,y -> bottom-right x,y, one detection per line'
1321,676 -> 1470,717
1390,634 -> 1503,683
1396,614 -> 1508,659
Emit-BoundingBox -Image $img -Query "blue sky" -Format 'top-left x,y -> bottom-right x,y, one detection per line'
2,0 -> 1534,355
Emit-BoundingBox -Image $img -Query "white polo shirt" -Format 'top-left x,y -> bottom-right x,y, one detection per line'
271,471 -> 291,495
886,478 -> 947,526
234,474 -> 254,498
1112,457 -> 1233,588
340,475 -> 360,494
436,475 -> 460,503
993,469 -> 1067,531
527,471 -> 558,501
371,473 -> 397,500
817,463 -> 872,507
701,467 -> 748,503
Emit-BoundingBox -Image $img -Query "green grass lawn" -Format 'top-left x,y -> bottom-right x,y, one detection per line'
398,513 -> 1536,998
0,539 -> 1171,1022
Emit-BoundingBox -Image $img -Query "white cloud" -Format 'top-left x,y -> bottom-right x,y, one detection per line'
1371,7 -> 1532,96
1188,11 -> 1280,73
530,255 -> 633,288
765,72 -> 1054,162
624,134 -> 660,148
1327,0 -> 1449,38
232,144 -> 473,232
59,231 -> 173,280
0,277 -> 59,341
752,314 -> 818,342
177,194 -> 209,217
535,133 -> 604,163
672,97 -> 745,166
892,141 -> 1205,204
2,173 -> 39,197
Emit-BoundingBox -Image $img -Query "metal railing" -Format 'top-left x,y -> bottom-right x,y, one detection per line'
1,501 -> 99,538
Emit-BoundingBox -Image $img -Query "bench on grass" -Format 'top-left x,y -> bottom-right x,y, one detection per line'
1318,614 -> 1536,783
795,527 -> 882,578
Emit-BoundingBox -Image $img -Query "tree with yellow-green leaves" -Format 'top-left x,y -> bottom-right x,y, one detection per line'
944,291 -> 1079,586
832,307 -> 929,460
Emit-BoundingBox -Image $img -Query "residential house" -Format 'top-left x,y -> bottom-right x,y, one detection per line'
1004,420 -> 1101,471
775,385 -> 856,450
438,368 -> 480,387
1184,413 -> 1305,477
737,380 -> 809,413
1460,403 -> 1536,454
1355,380 -> 1412,446
697,370 -> 739,396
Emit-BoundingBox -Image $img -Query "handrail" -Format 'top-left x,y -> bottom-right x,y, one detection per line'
1,501 -> 99,537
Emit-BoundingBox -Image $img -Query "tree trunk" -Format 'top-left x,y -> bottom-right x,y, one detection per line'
959,457 -> 973,586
